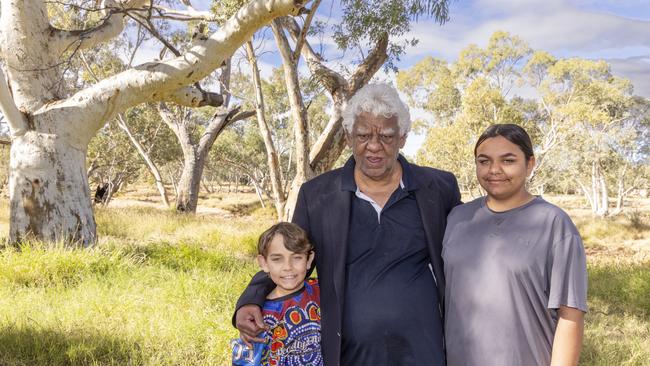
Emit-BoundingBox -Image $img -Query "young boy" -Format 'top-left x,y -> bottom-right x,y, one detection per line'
232,222 -> 322,366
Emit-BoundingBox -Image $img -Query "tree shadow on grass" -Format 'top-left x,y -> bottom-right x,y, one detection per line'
122,241 -> 250,273
223,201 -> 262,217
580,263 -> 650,365
587,262 -> 650,321
0,325 -> 145,366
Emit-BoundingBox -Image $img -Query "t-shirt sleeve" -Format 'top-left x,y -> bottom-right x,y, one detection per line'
548,233 -> 588,312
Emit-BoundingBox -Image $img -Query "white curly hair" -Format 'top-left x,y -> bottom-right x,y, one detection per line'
342,83 -> 411,136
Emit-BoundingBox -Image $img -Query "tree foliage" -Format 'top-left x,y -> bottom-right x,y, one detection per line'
398,31 -> 649,214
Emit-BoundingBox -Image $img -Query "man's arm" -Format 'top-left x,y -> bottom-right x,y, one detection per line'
550,306 -> 585,366
232,271 -> 275,345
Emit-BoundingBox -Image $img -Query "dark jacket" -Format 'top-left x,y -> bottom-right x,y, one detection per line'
235,156 -> 461,366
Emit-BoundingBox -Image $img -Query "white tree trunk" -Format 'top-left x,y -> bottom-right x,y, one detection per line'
9,132 -> 95,244
597,164 -> 609,217
586,161 -> 609,217
271,20 -> 312,185
1,0 -> 303,244
175,150 -> 203,213
246,41 -> 286,219
612,167 -> 636,216
116,114 -> 170,207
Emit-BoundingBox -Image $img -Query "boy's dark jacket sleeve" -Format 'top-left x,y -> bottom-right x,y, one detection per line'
232,185 -> 314,327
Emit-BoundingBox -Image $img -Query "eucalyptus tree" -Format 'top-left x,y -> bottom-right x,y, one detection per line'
273,0 -> 452,218
202,0 -> 452,218
398,31 -> 646,215
0,0 -> 306,245
244,43 -> 288,218
78,35 -> 178,207
208,119 -> 271,203
398,32 -> 532,194
157,96 -> 255,213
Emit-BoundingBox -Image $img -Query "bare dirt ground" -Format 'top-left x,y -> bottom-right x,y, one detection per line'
2,185 -> 648,261
544,195 -> 650,264
108,184 -> 264,217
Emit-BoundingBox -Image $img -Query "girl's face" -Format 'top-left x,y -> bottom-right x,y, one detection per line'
475,136 -> 535,202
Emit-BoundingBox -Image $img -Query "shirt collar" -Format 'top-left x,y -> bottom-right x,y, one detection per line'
341,154 -> 419,192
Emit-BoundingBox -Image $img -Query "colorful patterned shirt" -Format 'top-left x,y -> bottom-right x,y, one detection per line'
232,279 -> 322,366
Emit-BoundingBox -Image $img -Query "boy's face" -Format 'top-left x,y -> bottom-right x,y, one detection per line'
258,234 -> 314,298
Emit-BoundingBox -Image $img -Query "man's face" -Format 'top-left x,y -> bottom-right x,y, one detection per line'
347,112 -> 407,181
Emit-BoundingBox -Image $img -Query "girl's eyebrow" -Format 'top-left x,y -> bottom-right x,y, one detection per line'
476,152 -> 518,159
499,153 -> 518,158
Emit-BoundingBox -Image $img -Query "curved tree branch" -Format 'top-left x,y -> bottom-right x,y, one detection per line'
157,87 -> 224,108
347,32 -> 388,93
0,67 -> 28,136
292,0 -> 321,62
151,4 -> 225,22
198,106 -> 255,154
40,0 -> 305,149
49,0 -> 148,55
282,17 -> 347,95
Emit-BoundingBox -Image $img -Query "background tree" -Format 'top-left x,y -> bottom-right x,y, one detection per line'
398,32 -> 533,195
398,31 -> 648,214
0,0 -> 306,245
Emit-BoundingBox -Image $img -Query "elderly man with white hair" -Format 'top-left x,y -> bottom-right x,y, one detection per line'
234,83 -> 461,366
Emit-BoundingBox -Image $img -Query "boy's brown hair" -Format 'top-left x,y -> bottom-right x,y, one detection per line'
257,222 -> 312,257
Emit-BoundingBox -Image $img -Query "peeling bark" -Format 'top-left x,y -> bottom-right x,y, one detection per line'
10,131 -> 95,245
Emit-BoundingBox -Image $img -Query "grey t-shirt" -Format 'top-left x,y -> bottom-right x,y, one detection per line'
442,197 -> 588,366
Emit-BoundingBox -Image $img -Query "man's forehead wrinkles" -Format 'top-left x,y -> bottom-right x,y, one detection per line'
354,126 -> 397,133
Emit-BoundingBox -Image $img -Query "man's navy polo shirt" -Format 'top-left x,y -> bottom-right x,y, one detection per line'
339,155 -> 445,366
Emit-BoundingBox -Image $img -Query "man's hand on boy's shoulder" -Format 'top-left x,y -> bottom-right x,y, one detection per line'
236,304 -> 267,346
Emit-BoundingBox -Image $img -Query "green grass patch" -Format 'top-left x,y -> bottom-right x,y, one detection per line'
0,204 -> 273,365
581,262 -> 650,365
0,244 -> 138,287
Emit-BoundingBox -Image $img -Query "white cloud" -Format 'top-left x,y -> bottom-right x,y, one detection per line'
398,0 -> 650,63
607,56 -> 650,97
391,0 -> 650,99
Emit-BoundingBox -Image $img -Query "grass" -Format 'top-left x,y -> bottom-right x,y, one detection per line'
0,200 -> 273,366
582,262 -> 650,365
0,196 -> 648,365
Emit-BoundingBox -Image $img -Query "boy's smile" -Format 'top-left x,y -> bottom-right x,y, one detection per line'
258,233 -> 314,298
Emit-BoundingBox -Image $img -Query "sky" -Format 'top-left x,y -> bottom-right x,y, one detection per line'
178,0 -> 650,155
399,0 -> 650,95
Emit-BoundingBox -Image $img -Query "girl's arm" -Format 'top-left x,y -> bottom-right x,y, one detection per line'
550,305 -> 585,366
